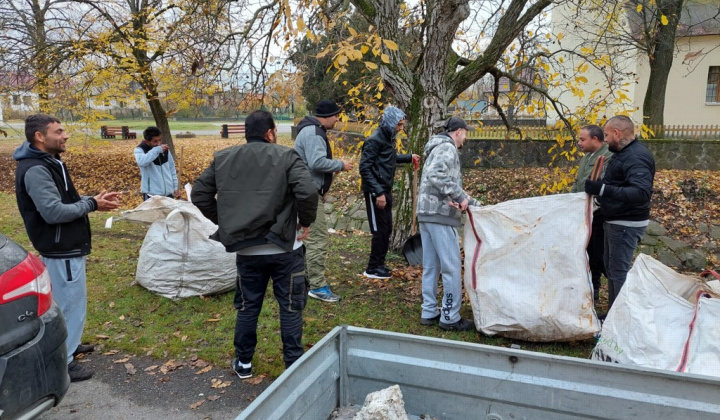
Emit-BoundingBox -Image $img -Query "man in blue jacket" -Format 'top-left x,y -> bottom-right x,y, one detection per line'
14,114 -> 121,381
359,105 -> 420,279
585,115 -> 655,311
134,126 -> 180,200
294,100 -> 352,303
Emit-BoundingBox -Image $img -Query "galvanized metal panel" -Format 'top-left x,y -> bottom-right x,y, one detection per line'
236,329 -> 341,420
238,326 -> 720,420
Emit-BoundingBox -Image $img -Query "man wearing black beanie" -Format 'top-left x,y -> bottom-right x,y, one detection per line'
294,100 -> 352,303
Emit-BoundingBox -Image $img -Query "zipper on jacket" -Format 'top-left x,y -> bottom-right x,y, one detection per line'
55,225 -> 61,243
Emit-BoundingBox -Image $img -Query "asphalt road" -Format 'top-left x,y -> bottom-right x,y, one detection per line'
38,351 -> 270,420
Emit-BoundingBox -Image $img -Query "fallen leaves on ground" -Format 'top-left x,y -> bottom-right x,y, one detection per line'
124,363 -> 136,375
244,374 -> 266,385
210,378 -> 232,388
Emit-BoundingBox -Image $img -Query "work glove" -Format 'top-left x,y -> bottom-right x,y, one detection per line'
584,180 -> 603,196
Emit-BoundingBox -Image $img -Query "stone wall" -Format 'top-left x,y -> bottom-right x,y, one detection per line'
460,138 -> 720,170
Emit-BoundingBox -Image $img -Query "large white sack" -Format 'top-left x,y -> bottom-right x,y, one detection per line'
591,254 -> 707,369
463,192 -> 599,342
681,294 -> 720,376
116,196 -> 236,299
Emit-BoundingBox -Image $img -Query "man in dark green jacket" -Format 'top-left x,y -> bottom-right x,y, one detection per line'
192,110 -> 318,379
571,124 -> 613,302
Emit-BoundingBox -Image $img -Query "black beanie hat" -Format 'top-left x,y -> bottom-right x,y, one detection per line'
315,100 -> 342,117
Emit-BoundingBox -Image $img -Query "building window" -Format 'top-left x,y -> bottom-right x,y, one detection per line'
23,96 -> 32,106
707,66 -> 720,103
12,95 -> 20,105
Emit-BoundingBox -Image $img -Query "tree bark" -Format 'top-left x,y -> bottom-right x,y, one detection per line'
642,0 -> 686,133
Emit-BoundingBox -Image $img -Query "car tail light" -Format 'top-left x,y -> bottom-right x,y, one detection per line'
0,253 -> 53,316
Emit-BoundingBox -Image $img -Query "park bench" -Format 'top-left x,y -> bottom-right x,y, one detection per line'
100,126 -> 137,139
220,124 -> 245,138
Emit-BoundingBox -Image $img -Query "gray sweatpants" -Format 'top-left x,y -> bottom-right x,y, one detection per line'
42,256 -> 87,364
419,222 -> 463,324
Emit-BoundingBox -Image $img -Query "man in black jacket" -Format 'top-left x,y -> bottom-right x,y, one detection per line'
359,105 -> 420,279
585,115 -> 655,310
14,114 -> 121,382
192,110 -> 318,378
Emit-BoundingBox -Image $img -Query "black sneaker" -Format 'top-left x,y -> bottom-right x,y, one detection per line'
68,361 -> 94,382
438,318 -> 475,331
420,314 -> 440,326
73,344 -> 95,356
232,358 -> 252,379
363,267 -> 392,279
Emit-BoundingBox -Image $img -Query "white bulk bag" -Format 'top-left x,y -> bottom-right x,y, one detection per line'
680,292 -> 720,376
113,196 -> 236,299
463,192 -> 600,342
590,254 -> 706,368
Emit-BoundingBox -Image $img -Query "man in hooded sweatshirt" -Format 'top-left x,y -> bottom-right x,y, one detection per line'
359,105 -> 420,279
417,116 -> 479,331
294,99 -> 352,303
134,126 -> 180,200
14,114 -> 121,381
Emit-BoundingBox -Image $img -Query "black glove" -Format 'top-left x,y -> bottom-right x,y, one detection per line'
584,180 -> 603,196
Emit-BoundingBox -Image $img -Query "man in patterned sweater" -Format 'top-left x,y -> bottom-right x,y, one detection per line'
416,117 -> 480,331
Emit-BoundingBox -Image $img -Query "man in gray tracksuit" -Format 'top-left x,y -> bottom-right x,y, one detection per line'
417,117 -> 479,332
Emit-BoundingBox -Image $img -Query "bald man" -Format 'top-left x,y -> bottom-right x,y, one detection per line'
584,115 -> 655,312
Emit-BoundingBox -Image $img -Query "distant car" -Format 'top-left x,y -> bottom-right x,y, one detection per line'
0,233 -> 69,419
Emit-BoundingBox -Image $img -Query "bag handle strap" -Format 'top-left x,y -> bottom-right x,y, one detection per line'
589,155 -> 606,182
700,270 -> 720,281
676,289 -> 713,372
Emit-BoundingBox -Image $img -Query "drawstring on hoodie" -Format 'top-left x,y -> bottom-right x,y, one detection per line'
53,158 -> 69,191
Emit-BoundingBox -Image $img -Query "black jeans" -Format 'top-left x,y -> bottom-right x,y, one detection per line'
588,211 -> 606,294
364,191 -> 393,270
233,247 -> 307,367
142,193 -> 173,201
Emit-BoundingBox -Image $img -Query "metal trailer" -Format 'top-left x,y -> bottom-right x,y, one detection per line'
236,325 -> 720,420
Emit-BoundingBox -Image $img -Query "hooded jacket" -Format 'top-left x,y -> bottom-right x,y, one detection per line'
416,133 -> 478,227
359,106 -> 412,195
294,116 -> 344,195
134,142 -> 178,196
597,138 -> 655,222
191,138 -> 318,253
14,141 -> 97,258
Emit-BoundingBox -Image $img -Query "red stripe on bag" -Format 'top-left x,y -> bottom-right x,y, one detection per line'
466,210 -> 483,290
677,289 -> 712,372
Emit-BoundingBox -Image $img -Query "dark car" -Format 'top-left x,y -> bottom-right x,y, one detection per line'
0,233 -> 69,419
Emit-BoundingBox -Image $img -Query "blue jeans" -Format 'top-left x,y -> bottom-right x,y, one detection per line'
234,248 -> 307,368
42,256 -> 87,364
604,223 -> 646,309
419,222 -> 463,324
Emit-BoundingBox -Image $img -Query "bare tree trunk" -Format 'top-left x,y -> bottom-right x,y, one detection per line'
642,0 -> 686,133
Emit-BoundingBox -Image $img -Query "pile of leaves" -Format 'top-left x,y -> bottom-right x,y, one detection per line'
1,138 -> 717,258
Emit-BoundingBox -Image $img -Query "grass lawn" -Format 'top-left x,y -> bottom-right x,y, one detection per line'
2,136 -> 717,380
0,190 -> 596,378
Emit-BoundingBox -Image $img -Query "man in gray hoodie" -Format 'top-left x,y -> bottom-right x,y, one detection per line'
417,117 -> 479,331
294,100 -> 352,303
14,114 -> 121,381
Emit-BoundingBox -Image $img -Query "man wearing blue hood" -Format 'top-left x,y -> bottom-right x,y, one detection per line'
416,116 -> 479,331
14,114 -> 121,381
359,105 -> 420,279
